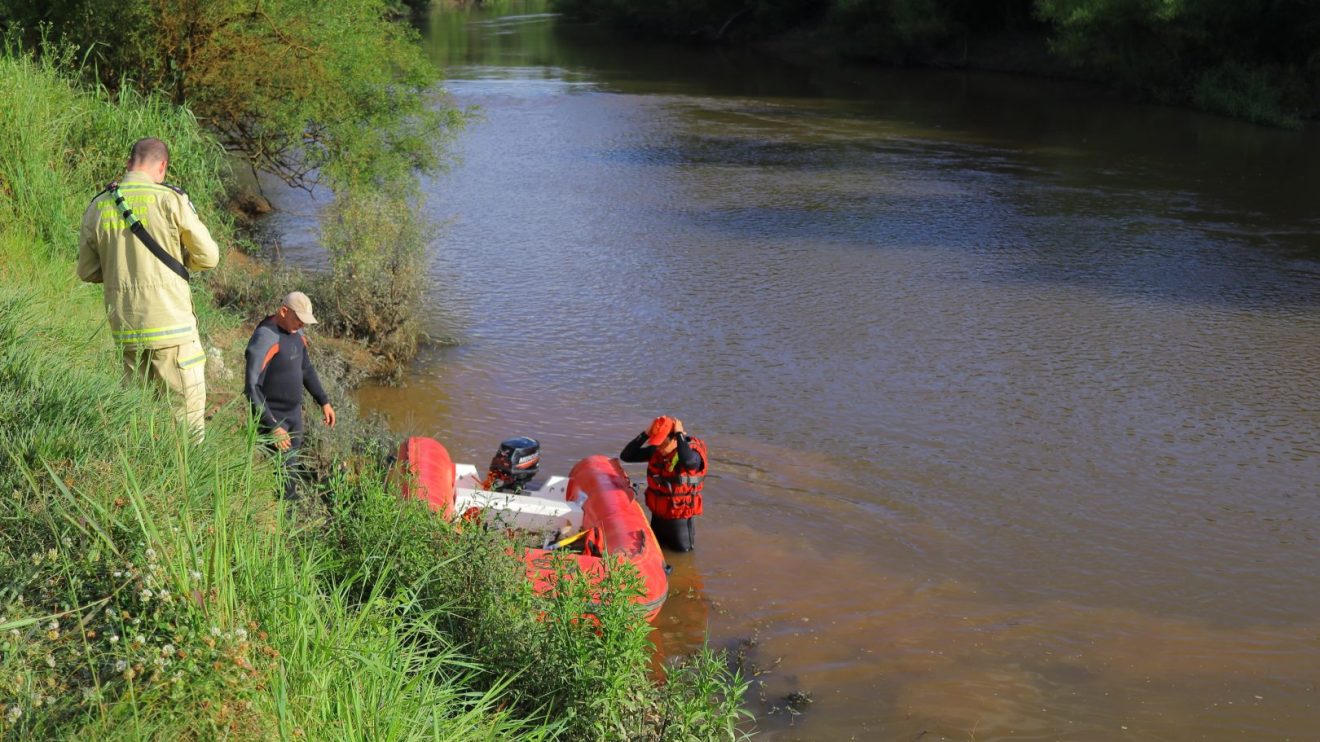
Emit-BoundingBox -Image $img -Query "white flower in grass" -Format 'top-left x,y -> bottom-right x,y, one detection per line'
145,548 -> 157,562
115,660 -> 127,673
139,589 -> 152,602
5,705 -> 19,723
45,654 -> 55,668
108,634 -> 120,644
46,549 -> 57,561
133,635 -> 145,646
45,620 -> 58,631
190,570 -> 203,582
8,629 -> 19,640
234,627 -> 247,641
161,644 -> 175,657
210,625 -> 222,637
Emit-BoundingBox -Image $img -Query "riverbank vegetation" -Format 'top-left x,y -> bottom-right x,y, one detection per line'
0,10 -> 749,742
4,0 -> 465,376
552,0 -> 1319,127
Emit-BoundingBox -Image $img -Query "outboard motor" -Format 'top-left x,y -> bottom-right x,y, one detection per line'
484,436 -> 540,493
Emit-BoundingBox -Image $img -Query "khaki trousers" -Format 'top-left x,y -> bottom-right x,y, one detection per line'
121,340 -> 207,437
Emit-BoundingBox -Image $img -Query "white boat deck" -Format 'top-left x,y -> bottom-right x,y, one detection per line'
453,463 -> 583,537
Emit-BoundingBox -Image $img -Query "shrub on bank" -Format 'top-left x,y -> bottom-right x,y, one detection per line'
1192,62 -> 1302,129
315,190 -> 431,377
3,0 -> 462,193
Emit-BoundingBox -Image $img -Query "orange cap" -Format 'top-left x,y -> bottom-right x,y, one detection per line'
645,416 -> 674,446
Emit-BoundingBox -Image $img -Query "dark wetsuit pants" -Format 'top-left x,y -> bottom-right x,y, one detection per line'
651,514 -> 695,552
261,412 -> 304,500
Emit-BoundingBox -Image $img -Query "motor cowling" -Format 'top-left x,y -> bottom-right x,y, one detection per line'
485,436 -> 540,492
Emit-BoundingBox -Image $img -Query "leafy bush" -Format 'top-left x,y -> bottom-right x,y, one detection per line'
1193,62 -> 1302,128
1036,0 -> 1319,120
2,0 -> 464,192
0,41 -> 231,260
314,190 -> 431,376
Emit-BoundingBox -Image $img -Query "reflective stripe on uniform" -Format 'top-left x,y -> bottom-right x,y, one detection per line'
112,323 -> 196,344
179,351 -> 206,368
115,183 -> 176,195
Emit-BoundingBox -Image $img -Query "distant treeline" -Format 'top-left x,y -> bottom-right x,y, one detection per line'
552,0 -> 1320,127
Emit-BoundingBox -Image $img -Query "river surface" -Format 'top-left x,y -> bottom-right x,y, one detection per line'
267,3 -> 1320,739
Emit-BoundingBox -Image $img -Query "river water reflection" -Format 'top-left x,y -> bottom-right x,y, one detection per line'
308,4 -> 1320,739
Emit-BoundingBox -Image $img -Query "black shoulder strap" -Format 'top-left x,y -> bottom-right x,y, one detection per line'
109,183 -> 189,282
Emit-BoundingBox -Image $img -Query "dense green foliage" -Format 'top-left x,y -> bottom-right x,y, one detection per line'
555,0 -> 820,40
0,44 -> 748,742
1035,0 -> 1317,125
329,477 -> 750,740
553,0 -> 1320,125
0,0 -> 464,190
316,190 -> 431,375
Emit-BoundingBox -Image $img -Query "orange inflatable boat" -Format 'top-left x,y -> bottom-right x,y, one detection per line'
395,436 -> 668,620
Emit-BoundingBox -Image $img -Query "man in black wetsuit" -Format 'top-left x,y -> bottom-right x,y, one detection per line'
621,416 -> 708,552
244,291 -> 336,499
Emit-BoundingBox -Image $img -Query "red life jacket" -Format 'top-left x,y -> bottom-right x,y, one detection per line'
645,436 -> 708,520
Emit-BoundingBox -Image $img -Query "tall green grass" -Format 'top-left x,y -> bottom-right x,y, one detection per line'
0,50 -> 532,740
0,283 -> 544,739
0,47 -> 750,741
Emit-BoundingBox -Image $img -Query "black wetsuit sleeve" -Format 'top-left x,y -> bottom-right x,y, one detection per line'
675,435 -> 702,470
620,432 -> 653,462
301,342 -> 329,407
244,328 -> 281,429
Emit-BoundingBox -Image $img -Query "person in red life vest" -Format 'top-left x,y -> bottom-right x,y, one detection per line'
621,416 -> 707,552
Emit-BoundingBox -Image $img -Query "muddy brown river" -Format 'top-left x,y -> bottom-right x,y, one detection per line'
265,3 -> 1320,739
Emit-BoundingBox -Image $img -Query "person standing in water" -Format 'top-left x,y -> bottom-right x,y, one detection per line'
621,416 -> 707,552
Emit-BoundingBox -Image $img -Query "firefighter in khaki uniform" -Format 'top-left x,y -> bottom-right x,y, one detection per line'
77,138 -> 220,437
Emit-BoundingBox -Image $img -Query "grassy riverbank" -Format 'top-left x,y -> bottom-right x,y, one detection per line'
0,49 -> 747,742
